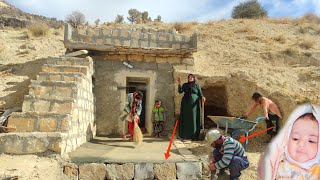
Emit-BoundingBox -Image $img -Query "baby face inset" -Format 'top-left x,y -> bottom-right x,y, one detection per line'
288,116 -> 319,163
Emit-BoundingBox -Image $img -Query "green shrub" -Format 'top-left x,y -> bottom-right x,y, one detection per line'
114,15 -> 124,24
232,0 -> 267,19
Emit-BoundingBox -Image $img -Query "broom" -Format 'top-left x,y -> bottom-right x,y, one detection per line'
133,116 -> 143,145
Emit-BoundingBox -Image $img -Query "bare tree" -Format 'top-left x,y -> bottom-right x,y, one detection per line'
66,10 -> 86,28
115,15 -> 124,23
127,8 -> 141,24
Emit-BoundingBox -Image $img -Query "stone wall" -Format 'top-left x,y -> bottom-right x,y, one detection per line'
0,56 -> 95,156
94,59 -> 175,136
63,161 -> 209,180
64,24 -> 197,51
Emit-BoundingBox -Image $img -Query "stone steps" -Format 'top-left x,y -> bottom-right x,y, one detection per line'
28,82 -> 92,102
22,95 -> 94,114
0,132 -> 68,154
36,72 -> 86,82
3,56 -> 95,156
22,95 -> 74,114
28,80 -> 80,99
42,64 -> 90,77
46,56 -> 93,71
7,112 -> 71,133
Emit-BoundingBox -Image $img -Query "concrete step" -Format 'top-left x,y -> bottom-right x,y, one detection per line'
46,56 -> 93,71
0,132 -> 68,155
36,72 -> 86,82
22,95 -> 75,114
42,64 -> 90,77
7,112 -> 71,133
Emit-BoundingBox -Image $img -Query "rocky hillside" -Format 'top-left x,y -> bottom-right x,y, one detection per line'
178,18 -> 320,110
0,0 -> 63,28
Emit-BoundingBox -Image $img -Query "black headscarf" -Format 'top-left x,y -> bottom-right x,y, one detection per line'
186,74 -> 196,100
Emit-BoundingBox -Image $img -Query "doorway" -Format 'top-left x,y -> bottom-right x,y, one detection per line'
126,77 -> 148,133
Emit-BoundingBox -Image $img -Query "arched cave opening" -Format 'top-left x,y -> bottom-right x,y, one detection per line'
202,85 -> 229,129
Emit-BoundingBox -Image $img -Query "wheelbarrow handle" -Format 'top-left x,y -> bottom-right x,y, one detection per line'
255,117 -> 267,123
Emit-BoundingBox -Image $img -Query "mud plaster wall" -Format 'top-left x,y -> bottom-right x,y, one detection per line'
94,59 -> 175,136
174,72 -> 299,130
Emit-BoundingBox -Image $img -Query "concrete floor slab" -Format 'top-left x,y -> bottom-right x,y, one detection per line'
69,136 -> 198,163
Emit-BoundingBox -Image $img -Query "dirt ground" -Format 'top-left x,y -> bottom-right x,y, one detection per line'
0,154 -> 65,180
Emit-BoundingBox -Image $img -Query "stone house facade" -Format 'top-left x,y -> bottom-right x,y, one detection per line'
64,24 -> 197,136
0,24 -> 197,156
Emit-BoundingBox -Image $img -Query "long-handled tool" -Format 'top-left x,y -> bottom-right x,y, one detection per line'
199,100 -> 206,140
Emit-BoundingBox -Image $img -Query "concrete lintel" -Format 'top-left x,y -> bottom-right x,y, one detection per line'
64,41 -> 196,56
62,50 -> 88,57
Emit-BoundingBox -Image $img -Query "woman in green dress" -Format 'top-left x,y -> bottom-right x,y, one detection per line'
177,74 -> 206,140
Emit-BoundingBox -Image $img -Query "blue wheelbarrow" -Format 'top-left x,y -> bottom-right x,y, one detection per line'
207,116 -> 266,149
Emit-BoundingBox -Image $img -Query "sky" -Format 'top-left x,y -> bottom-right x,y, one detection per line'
5,0 -> 320,23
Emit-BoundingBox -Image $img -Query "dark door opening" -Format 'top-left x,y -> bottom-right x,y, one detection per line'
126,79 -> 147,130
202,85 -> 229,129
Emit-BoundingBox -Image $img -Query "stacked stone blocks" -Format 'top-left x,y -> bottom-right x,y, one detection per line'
64,162 -> 209,180
0,56 -> 95,156
70,25 -> 197,50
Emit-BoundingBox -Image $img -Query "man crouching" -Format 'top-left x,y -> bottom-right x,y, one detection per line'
206,129 -> 249,180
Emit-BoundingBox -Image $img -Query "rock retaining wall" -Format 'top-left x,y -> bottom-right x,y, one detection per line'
63,161 -> 210,180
